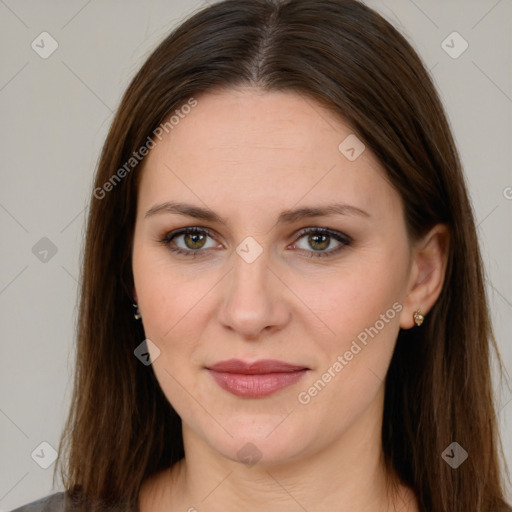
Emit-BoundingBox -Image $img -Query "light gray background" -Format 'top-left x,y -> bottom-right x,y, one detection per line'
1,0 -> 511,509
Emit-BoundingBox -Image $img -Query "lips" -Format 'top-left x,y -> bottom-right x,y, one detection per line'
206,359 -> 309,398
207,359 -> 308,374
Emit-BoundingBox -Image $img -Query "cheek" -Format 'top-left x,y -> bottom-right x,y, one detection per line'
133,242 -> 204,337
291,246 -> 408,410
295,267 -> 403,423
132,253 -> 205,409
296,251 -> 407,343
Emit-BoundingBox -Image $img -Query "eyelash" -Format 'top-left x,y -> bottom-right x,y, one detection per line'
157,226 -> 352,259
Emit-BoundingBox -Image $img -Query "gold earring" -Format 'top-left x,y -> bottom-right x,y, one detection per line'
413,310 -> 424,327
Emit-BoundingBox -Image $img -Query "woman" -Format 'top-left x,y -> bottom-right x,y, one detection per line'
11,0 -> 511,511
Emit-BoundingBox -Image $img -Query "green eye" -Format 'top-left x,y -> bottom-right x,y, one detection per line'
159,226 -> 351,258
290,227 -> 351,258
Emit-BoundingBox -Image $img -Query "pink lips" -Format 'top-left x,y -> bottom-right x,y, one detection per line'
206,359 -> 308,398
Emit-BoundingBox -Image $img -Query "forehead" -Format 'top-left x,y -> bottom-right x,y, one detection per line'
138,87 -> 401,221
160,87 -> 360,159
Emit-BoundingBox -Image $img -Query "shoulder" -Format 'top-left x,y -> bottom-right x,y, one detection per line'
8,492 -> 66,512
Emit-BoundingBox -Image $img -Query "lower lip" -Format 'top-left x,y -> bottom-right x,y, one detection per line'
207,369 -> 308,398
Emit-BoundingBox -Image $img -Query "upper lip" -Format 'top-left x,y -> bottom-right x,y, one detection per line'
206,359 -> 308,374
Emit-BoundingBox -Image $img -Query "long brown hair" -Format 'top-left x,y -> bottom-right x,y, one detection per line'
54,1 -> 511,510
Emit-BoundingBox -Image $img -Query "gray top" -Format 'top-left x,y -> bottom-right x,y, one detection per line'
9,493 -> 66,512
9,493 -> 138,512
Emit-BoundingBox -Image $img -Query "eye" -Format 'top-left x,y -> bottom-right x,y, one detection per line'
158,227 -> 219,258
158,226 -> 351,258
290,227 -> 351,258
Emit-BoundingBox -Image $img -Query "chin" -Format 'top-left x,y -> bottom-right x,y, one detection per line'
194,413 -> 318,468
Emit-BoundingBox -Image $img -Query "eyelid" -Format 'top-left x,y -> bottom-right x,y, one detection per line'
293,226 -> 352,245
158,226 -> 352,258
159,226 -> 220,253
287,227 -> 351,258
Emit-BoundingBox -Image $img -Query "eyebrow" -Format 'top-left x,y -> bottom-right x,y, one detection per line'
145,201 -> 370,224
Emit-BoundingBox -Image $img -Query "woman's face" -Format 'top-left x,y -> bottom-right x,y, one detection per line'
132,87 -> 417,466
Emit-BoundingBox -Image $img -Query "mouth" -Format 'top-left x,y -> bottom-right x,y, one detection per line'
205,359 -> 309,398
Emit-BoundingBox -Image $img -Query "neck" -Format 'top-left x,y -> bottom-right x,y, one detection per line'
140,386 -> 417,512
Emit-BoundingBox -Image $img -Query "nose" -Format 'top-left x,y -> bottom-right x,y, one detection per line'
217,245 -> 291,340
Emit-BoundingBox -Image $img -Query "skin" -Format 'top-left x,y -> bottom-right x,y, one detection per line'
133,87 -> 449,511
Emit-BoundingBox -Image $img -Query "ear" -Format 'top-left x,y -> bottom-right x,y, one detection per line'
399,223 -> 450,329
133,287 -> 138,303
